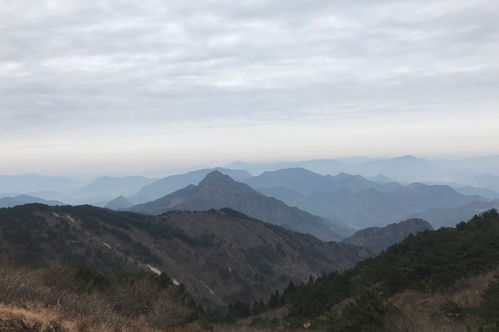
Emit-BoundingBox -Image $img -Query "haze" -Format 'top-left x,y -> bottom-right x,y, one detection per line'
1,0 -> 498,176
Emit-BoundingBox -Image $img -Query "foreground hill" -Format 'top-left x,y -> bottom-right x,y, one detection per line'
342,218 -> 433,253
0,259 -> 198,332
130,171 -> 350,241
0,204 -> 368,307
279,210 -> 499,331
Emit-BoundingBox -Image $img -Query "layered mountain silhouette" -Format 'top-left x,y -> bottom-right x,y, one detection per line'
230,155 -> 499,185
0,204 -> 369,306
130,171 -> 350,241
244,168 -> 380,195
343,218 -> 433,253
0,195 -> 65,208
252,168 -> 483,228
411,199 -> 499,228
471,173 -> 499,192
73,176 -> 155,202
455,185 -> 499,199
0,173 -> 80,194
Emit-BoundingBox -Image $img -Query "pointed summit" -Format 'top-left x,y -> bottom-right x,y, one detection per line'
105,195 -> 132,210
129,171 -> 345,241
198,171 -> 234,186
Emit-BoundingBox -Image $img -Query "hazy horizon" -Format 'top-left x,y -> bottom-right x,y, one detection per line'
1,153 -> 498,178
2,0 -> 499,175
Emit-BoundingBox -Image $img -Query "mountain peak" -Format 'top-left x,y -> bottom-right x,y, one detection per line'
198,171 -> 234,186
105,195 -> 133,210
129,169 -> 345,241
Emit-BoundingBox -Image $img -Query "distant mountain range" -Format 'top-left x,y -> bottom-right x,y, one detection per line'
245,168 -> 379,195
455,185 -> 499,199
251,168 -> 482,228
1,157 -> 498,230
343,218 -> 433,253
410,199 -> 499,228
0,195 -> 65,208
130,171 -> 350,241
228,155 -> 499,184
0,204 -> 369,306
72,176 -> 155,202
0,173 -> 81,194
470,173 -> 499,192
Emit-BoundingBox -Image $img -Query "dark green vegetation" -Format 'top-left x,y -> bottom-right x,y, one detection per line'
277,209 -> 499,331
0,203 -> 368,308
2,201 -> 499,331
480,276 -> 499,331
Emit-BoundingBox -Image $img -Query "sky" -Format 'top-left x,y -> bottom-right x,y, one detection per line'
1,0 -> 498,176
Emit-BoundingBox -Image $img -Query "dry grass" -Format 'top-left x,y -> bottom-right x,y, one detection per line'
0,258 -> 195,332
0,304 -> 67,331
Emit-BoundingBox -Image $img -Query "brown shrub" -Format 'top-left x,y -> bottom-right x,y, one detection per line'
0,257 -> 194,331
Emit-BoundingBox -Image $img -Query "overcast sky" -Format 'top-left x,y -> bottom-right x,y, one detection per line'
1,0 -> 498,175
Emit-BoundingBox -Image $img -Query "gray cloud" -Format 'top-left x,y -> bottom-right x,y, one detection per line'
0,0 -> 498,173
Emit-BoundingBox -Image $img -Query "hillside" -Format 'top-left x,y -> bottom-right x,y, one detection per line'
0,259 -> 197,332
279,210 -> 499,331
0,204 -> 369,307
343,218 -> 433,253
130,171 -> 350,241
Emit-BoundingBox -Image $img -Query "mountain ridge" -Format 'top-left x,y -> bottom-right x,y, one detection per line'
0,203 -> 370,306
343,218 -> 434,253
130,171 -> 349,241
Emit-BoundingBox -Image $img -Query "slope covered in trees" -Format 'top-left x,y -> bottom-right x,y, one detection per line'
281,210 -> 499,331
0,203 -> 367,307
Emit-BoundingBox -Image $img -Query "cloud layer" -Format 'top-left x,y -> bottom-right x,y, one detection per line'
1,0 -> 498,174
